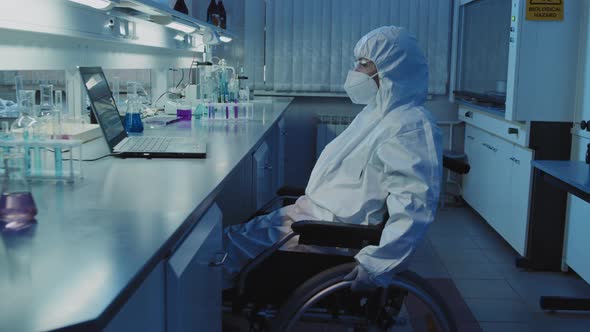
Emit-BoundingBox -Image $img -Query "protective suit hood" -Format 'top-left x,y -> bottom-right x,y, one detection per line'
354,26 -> 428,114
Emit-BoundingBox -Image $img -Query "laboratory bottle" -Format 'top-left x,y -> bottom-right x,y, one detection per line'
218,0 -> 227,29
207,0 -> 219,26
123,82 -> 144,133
173,0 -> 189,15
0,150 -> 37,229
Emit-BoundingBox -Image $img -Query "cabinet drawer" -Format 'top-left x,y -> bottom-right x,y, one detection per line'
167,203 -> 223,332
459,106 -> 528,146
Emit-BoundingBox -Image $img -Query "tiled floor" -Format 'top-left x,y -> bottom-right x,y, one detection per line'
413,206 -> 590,332
223,205 -> 590,331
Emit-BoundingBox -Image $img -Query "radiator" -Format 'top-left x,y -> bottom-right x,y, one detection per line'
316,115 -> 355,160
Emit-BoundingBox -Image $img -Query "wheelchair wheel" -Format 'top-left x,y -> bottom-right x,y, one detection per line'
271,263 -> 457,332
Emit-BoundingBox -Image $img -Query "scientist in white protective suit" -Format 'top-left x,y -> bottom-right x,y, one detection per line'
223,26 -> 442,290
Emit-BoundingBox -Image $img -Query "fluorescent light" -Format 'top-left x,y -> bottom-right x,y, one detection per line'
67,0 -> 113,10
219,35 -> 232,43
166,21 -> 197,33
202,29 -> 220,45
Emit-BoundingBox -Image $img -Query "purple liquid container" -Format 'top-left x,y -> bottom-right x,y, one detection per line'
0,192 -> 37,230
177,108 -> 192,121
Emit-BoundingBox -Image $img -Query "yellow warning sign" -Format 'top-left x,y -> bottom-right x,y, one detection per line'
526,0 -> 563,21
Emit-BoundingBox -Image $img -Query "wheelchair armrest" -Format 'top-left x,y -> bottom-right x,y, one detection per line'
276,185 -> 306,197
291,220 -> 381,249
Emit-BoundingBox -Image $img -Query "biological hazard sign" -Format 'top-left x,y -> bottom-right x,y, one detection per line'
526,0 -> 563,21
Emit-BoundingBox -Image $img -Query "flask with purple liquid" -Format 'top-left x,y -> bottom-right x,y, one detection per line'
0,151 -> 37,230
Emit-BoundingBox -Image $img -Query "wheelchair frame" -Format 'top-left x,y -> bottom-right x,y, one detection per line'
223,154 -> 469,331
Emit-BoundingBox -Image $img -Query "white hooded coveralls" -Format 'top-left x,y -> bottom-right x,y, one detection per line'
223,26 -> 442,288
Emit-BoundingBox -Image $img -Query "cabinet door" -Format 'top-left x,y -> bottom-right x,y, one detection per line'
462,125 -> 481,211
505,144 -> 533,256
564,136 -> 590,283
103,263 -> 166,332
167,203 -> 223,332
483,134 -> 513,236
253,142 -> 273,210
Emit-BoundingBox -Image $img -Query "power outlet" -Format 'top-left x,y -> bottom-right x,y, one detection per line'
103,17 -> 135,39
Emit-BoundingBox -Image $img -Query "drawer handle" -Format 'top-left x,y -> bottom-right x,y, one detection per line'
467,135 -> 475,140
508,127 -> 519,135
209,252 -> 228,267
465,111 -> 473,118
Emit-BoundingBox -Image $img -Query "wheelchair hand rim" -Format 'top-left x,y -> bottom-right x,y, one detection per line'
282,278 -> 453,332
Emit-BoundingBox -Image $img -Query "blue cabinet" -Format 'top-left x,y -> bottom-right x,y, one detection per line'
167,203 -> 223,332
103,263 -> 166,332
104,204 -> 223,332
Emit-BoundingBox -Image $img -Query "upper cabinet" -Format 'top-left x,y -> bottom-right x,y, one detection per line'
452,0 -> 583,122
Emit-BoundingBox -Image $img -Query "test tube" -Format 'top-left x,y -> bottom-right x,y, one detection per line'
54,90 -> 63,138
112,76 -> 120,106
55,145 -> 63,178
14,76 -> 23,104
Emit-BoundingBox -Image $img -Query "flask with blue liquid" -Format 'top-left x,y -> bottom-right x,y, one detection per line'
124,82 -> 144,133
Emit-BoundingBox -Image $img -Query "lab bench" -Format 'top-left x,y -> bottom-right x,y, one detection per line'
0,97 -> 292,332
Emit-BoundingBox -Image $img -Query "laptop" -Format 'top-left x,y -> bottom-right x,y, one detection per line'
78,67 -> 206,158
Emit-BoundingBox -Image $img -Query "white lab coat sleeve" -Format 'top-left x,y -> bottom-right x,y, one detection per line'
354,127 -> 440,287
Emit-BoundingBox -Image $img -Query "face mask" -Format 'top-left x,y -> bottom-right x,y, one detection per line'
343,70 -> 379,105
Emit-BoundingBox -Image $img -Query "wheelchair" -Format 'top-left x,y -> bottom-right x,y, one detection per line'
223,154 -> 470,332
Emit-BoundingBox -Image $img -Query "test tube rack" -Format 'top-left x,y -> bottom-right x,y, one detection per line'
199,102 -> 254,121
0,138 -> 83,182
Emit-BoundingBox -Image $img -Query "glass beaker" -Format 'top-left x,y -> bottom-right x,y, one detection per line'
123,82 -> 144,133
0,151 -> 37,230
11,90 -> 38,136
39,84 -> 54,116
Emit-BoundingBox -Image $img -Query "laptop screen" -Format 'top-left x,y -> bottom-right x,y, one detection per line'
78,67 -> 127,150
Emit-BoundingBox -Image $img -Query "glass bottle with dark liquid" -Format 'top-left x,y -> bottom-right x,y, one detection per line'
0,151 -> 37,230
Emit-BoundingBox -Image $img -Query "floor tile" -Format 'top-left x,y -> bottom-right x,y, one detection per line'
436,248 -> 493,266
530,311 -> 590,332
507,274 -> 590,311
482,245 -> 519,265
408,260 -> 450,278
453,279 -> 521,300
429,235 -> 480,249
478,322 -> 532,332
463,298 -> 532,322
444,263 -> 504,279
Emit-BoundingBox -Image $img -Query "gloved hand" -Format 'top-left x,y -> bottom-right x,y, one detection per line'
344,264 -> 377,292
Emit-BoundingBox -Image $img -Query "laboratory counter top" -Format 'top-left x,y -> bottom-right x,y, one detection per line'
0,97 -> 293,332
532,160 -> 590,199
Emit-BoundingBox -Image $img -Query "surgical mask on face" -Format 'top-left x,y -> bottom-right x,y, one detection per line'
343,70 -> 379,105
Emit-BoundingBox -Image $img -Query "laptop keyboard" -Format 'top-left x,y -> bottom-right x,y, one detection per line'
119,137 -> 173,152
